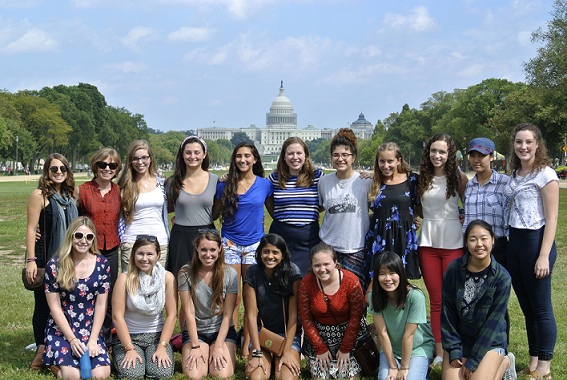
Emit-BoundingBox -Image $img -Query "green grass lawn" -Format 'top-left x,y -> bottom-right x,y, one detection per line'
0,176 -> 565,379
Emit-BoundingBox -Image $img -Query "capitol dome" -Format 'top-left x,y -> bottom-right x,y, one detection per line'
266,81 -> 297,129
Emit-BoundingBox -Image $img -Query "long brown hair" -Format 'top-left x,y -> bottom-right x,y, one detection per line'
38,153 -> 75,199
179,231 -> 226,315
126,236 -> 161,295
276,137 -> 315,189
417,133 -> 460,199
117,140 -> 159,223
510,123 -> 551,175
369,142 -> 411,200
220,142 -> 264,222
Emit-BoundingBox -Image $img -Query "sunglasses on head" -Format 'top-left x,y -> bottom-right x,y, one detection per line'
49,165 -> 68,174
198,228 -> 219,235
135,234 -> 158,243
95,161 -> 118,170
73,231 -> 95,242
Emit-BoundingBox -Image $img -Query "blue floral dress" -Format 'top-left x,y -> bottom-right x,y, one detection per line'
364,172 -> 421,280
43,255 -> 111,369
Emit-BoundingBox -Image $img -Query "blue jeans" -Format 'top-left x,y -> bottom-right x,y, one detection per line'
508,226 -> 557,360
378,353 -> 430,380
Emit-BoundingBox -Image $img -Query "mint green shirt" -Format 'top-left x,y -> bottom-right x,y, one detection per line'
368,288 -> 434,359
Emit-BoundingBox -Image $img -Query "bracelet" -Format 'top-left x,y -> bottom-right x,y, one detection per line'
251,349 -> 263,358
400,367 -> 409,370
125,342 -> 135,351
191,345 -> 200,349
159,340 -> 168,347
69,337 -> 77,344
26,257 -> 37,263
390,367 -> 398,370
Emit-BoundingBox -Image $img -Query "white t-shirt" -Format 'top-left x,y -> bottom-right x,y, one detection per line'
505,166 -> 558,230
318,171 -> 372,253
123,187 -> 168,245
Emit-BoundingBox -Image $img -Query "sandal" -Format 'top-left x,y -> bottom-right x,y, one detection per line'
528,370 -> 552,380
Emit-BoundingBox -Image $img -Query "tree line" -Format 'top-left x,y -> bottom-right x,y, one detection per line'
1,0 -> 566,172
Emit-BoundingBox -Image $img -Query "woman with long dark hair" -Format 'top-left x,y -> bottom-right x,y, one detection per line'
244,234 -> 302,380
25,153 -> 78,371
417,133 -> 468,365
166,136 -> 218,278
369,251 -> 434,380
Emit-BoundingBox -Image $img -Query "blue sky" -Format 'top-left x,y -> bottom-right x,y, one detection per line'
0,0 -> 553,132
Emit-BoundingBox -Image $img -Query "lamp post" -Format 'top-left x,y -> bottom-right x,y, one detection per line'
15,135 -> 19,176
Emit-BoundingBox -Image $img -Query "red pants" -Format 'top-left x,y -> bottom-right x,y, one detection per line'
418,246 -> 464,343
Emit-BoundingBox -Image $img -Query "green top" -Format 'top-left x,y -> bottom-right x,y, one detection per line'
368,288 -> 435,359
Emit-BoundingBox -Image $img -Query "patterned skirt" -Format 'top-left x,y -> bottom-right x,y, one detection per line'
302,319 -> 368,379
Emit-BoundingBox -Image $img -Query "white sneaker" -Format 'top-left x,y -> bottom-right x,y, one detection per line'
503,352 -> 517,380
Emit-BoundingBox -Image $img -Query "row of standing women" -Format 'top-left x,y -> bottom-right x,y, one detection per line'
24,122 -> 558,380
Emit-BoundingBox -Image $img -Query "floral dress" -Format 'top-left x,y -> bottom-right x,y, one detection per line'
364,172 -> 420,280
43,255 -> 111,369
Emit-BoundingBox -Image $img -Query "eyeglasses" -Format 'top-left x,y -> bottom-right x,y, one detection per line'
95,161 -> 118,170
132,155 -> 150,163
73,231 -> 95,242
135,234 -> 158,242
331,153 -> 354,160
49,165 -> 68,173
198,228 -> 219,235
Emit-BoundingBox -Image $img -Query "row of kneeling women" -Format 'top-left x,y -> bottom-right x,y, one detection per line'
37,217 -> 514,380
25,122 -> 557,379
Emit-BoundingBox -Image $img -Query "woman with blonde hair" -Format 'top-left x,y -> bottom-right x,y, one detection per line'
112,234 -> 177,379
43,216 -> 111,379
117,140 -> 169,272
25,153 -> 78,371
365,142 -> 420,281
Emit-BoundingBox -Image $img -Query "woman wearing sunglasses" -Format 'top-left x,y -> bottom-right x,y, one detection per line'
43,216 -> 111,379
25,153 -> 78,371
111,234 -> 177,379
76,147 -> 122,345
117,140 -> 169,273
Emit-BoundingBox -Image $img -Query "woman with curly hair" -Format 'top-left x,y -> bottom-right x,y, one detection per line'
318,128 -> 372,288
117,140 -> 169,272
178,230 -> 238,379
416,133 -> 468,366
165,136 -> 218,278
244,234 -> 302,380
213,142 -> 273,353
43,216 -> 111,379
25,153 -> 78,371
267,137 -> 322,276
504,123 -> 558,379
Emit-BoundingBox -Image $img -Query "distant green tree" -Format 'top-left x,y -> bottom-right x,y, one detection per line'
230,132 -> 253,147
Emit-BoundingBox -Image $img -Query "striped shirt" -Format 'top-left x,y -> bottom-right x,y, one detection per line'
463,170 -> 510,238
268,169 -> 322,226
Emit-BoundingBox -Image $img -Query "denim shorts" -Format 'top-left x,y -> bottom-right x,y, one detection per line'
490,347 -> 506,355
222,237 -> 258,265
182,325 -> 237,346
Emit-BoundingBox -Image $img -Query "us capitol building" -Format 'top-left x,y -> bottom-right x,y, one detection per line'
197,81 -> 374,156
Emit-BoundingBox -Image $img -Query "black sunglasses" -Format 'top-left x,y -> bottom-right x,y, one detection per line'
135,234 -> 158,242
198,228 -> 219,235
95,161 -> 118,170
73,231 -> 95,242
49,165 -> 68,173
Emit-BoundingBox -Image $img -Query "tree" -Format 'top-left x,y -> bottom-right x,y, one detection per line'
524,0 -> 567,157
230,132 -> 253,147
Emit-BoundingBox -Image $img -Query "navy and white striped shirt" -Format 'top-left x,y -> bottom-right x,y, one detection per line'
268,169 -> 322,226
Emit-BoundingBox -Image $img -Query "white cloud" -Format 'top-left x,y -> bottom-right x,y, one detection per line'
103,61 -> 149,73
458,63 -> 484,78
156,0 -> 275,19
384,6 -> 437,32
5,28 -> 57,53
121,26 -> 159,51
183,46 -> 229,65
168,27 -> 214,43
